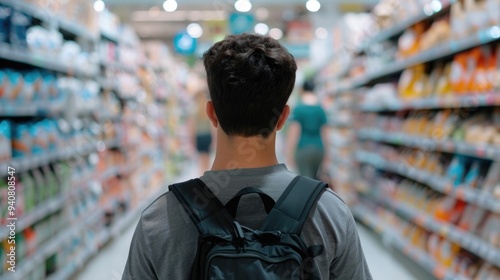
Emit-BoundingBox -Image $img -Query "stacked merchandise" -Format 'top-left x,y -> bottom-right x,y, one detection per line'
319,0 -> 500,278
142,41 -> 193,175
0,1 -> 187,279
319,91 -> 358,204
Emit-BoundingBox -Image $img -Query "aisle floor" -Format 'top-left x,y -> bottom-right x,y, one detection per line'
75,159 -> 422,280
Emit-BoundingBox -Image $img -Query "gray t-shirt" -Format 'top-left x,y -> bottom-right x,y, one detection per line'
122,164 -> 372,280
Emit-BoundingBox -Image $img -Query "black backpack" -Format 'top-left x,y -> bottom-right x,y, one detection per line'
169,175 -> 327,280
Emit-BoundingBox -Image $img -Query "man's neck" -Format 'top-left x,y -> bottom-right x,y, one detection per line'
210,129 -> 279,171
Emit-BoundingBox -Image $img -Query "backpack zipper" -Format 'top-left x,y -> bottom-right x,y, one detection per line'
205,250 -> 302,279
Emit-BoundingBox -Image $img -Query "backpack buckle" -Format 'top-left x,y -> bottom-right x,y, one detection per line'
254,230 -> 282,244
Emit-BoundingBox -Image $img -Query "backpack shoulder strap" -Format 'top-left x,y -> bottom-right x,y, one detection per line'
169,178 -> 235,238
260,176 -> 327,235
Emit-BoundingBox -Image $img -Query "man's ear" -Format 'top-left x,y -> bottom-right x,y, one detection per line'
276,105 -> 290,131
206,101 -> 218,128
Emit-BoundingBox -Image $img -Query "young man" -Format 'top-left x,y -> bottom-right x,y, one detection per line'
122,34 -> 372,280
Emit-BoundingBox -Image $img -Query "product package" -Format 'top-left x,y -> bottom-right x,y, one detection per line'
0,120 -> 11,162
30,122 -> 48,155
12,123 -> 31,158
9,10 -> 31,48
21,172 -> 36,214
446,156 -> 468,187
0,180 -> 7,226
0,4 -> 11,44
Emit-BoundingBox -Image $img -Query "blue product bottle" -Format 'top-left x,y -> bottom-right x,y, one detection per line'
9,11 -> 31,48
447,156 -> 467,187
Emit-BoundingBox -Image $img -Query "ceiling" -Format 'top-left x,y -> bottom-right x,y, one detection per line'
105,0 -> 379,40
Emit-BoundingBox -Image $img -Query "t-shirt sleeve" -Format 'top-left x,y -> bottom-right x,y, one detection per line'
318,107 -> 327,127
329,207 -> 372,280
122,218 -> 158,280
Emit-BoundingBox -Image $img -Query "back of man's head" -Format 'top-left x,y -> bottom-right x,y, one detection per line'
203,34 -> 297,139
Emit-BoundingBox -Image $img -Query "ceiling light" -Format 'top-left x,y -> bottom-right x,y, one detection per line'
235,0 -> 252,13
132,10 -> 227,22
187,23 -> 203,38
315,27 -> 328,39
254,23 -> 269,35
163,0 -> 178,12
255,7 -> 269,20
430,0 -> 442,12
306,0 -> 321,12
269,28 -> 283,40
94,0 -> 105,12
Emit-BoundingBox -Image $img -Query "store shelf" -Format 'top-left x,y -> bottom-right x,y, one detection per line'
359,93 -> 500,112
370,194 -> 500,268
0,196 -> 63,240
355,151 -> 500,215
359,0 -> 452,50
352,204 -> 467,280
358,128 -> 500,161
0,177 -> 165,280
0,152 -> 125,242
328,120 -> 352,128
45,186 -> 166,280
101,60 -> 136,74
100,30 -> 120,44
0,0 -> 96,41
0,45 -> 97,77
2,205 -> 104,280
0,138 -> 120,177
0,101 -> 66,117
46,238 -> 99,280
98,78 -> 119,91
335,26 -> 500,93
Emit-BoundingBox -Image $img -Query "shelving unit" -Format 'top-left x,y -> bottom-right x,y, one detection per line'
358,129 -> 500,160
0,1 -> 183,279
356,150 -> 500,215
0,0 -> 97,41
0,138 -> 120,177
352,204 -> 468,280
44,185 -> 167,280
0,46 -> 98,78
358,92 -> 500,112
330,25 -> 500,95
358,0 -> 453,51
320,0 -> 500,278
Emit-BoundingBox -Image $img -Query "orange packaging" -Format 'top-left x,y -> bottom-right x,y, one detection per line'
450,52 -> 468,94
468,46 -> 493,93
491,44 -> 500,91
398,23 -> 426,58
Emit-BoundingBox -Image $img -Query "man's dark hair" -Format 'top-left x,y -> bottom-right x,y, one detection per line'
203,33 -> 297,138
302,79 -> 315,92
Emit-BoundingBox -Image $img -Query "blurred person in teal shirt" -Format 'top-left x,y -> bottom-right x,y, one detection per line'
286,79 -> 330,179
